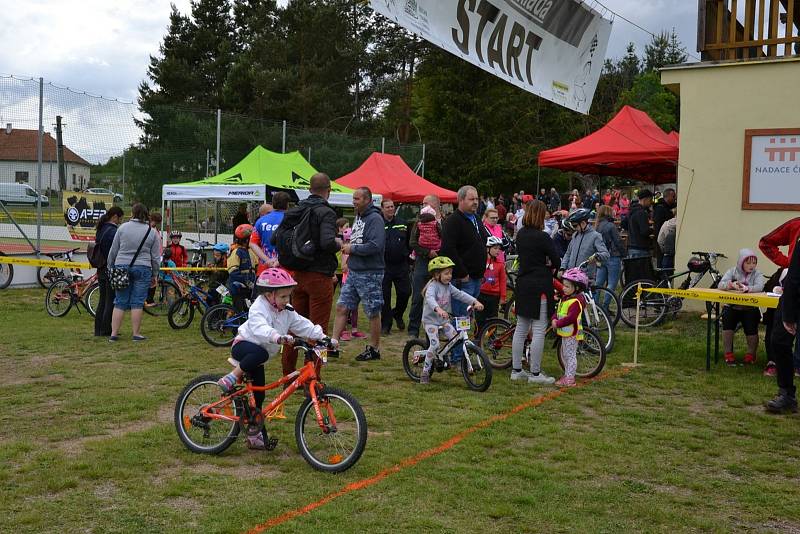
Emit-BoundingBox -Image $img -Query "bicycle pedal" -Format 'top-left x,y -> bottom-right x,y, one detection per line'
265,438 -> 279,451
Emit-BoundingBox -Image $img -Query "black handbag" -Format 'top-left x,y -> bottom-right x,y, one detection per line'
109,227 -> 151,291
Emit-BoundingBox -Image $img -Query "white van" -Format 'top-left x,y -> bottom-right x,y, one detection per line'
0,183 -> 49,207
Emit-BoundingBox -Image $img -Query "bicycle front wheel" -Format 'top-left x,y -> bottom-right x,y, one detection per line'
144,280 -> 180,316
476,317 -> 515,369
45,279 -> 72,317
295,385 -> 368,473
85,283 -> 100,317
200,304 -> 242,347
593,286 -> 621,327
619,280 -> 667,328
168,295 -> 195,330
461,341 -> 493,392
582,302 -> 615,353
174,374 -> 240,454
557,328 -> 606,378
0,253 -> 13,289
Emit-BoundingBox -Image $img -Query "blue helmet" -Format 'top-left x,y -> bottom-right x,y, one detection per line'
212,243 -> 229,254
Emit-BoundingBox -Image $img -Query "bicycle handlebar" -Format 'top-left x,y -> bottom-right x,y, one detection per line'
691,251 -> 727,258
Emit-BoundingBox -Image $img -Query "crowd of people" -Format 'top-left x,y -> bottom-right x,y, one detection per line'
91,175 -> 800,431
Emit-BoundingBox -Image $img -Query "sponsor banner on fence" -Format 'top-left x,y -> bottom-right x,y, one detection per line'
370,0 -> 611,114
162,184 -> 267,201
641,286 -> 779,309
62,192 -> 114,241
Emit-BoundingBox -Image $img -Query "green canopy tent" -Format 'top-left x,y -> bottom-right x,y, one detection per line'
161,146 -> 358,243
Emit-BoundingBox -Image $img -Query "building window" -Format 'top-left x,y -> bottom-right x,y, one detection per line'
72,173 -> 76,186
15,171 -> 29,183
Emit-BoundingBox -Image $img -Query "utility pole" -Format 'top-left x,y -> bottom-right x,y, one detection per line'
216,109 -> 221,175
122,154 -> 126,200
55,115 -> 66,191
36,78 -> 43,253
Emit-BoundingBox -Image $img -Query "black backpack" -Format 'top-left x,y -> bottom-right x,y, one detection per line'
87,227 -> 108,269
273,204 -> 316,270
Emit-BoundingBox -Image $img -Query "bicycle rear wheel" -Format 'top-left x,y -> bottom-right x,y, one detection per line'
592,286 -> 621,327
85,283 -> 100,317
144,280 -> 180,317
401,338 -> 427,382
619,280 -> 667,328
168,295 -> 195,330
476,317 -> 515,369
200,304 -> 242,347
295,385 -> 367,473
0,253 -> 13,289
557,328 -> 606,378
174,374 -> 240,454
45,279 -> 72,317
461,341 -> 493,391
36,267 -> 68,288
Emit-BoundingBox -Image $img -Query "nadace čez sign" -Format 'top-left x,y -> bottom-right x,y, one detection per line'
371,0 -> 612,114
63,192 -> 112,241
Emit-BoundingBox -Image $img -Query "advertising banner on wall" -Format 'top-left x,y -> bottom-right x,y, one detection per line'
63,192 -> 113,241
370,0 -> 612,114
743,129 -> 800,210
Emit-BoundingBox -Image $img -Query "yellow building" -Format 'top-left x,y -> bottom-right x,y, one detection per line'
661,0 -> 800,279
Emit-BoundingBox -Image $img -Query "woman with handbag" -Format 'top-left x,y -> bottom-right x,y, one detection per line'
106,203 -> 161,341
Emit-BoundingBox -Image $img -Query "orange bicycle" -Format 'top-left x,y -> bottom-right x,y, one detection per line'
45,272 -> 99,317
174,339 -> 368,473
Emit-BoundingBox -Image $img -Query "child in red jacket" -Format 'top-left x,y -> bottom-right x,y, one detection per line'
168,231 -> 189,268
477,236 -> 506,331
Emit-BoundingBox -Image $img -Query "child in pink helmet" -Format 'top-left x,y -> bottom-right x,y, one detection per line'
552,268 -> 589,387
217,267 -> 333,449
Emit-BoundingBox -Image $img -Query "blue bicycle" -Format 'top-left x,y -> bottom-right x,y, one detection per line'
168,277 -> 219,329
200,302 -> 248,347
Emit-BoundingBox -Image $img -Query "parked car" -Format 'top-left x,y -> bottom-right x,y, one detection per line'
85,188 -> 123,203
0,183 -> 49,207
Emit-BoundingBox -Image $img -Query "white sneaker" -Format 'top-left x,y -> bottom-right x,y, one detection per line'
510,370 -> 533,381
528,372 -> 556,385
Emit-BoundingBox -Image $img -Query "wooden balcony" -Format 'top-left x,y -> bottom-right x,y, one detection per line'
698,0 -> 800,60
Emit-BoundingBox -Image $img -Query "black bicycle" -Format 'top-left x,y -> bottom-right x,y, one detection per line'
619,251 -> 725,328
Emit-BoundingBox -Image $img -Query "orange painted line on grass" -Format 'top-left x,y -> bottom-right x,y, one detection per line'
246,367 -> 631,533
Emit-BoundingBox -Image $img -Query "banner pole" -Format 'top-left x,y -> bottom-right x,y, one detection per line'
36,77 -> 44,254
625,283 -> 642,367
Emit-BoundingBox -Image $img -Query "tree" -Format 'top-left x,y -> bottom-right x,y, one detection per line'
644,30 -> 687,72
616,71 -> 679,132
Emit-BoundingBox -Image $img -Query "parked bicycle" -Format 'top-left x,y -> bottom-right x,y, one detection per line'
45,272 -> 100,318
402,308 -> 493,391
477,318 -> 606,378
167,277 -> 220,329
0,252 -> 13,289
36,247 -> 82,288
619,251 -> 725,328
200,301 -> 249,347
143,278 -> 181,317
175,338 -> 367,473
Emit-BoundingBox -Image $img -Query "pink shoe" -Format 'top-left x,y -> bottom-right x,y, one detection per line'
246,433 -> 266,450
763,362 -> 777,377
555,376 -> 576,387
340,331 -> 352,341
351,330 -> 366,338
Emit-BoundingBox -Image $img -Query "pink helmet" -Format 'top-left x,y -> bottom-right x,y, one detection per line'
342,227 -> 352,241
256,267 -> 297,289
562,268 -> 589,290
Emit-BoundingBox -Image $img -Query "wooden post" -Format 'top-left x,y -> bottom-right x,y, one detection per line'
624,283 -> 643,367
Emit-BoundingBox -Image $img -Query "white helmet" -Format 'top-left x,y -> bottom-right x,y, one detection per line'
486,236 -> 503,248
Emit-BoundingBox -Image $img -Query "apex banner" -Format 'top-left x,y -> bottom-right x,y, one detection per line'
371,0 -> 612,114
63,192 -> 113,241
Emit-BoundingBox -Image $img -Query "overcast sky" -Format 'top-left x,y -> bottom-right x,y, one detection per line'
1,0 -> 698,102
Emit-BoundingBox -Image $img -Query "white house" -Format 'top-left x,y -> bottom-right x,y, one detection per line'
0,125 -> 91,193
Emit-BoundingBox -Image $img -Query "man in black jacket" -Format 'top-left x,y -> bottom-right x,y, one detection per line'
380,199 -> 411,335
653,188 -> 676,268
287,173 -> 341,333
626,189 -> 654,281
440,185 -> 488,362
765,237 -> 800,413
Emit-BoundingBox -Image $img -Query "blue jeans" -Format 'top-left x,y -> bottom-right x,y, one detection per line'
594,256 -> 621,309
627,248 -> 651,259
113,265 -> 152,310
451,277 -> 482,362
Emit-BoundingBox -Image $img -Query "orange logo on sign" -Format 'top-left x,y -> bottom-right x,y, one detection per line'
765,137 -> 800,162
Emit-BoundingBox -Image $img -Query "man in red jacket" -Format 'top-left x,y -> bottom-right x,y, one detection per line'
759,217 -> 800,382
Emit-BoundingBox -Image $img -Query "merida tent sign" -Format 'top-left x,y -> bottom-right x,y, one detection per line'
370,0 -> 611,114
743,128 -> 800,210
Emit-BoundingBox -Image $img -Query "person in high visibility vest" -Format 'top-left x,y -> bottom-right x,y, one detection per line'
552,268 -> 588,388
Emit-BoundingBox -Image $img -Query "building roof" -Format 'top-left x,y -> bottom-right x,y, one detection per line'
0,128 -> 91,166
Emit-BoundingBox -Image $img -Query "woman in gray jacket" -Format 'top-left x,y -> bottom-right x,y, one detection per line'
107,203 -> 162,341
594,205 -> 626,308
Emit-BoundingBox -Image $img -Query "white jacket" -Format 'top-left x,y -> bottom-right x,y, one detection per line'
235,295 -> 325,354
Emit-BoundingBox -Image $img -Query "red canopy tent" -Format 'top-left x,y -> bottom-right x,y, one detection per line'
337,152 -> 458,203
537,105 -> 679,183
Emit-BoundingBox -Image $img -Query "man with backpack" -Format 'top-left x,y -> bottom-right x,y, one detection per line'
272,173 -> 341,334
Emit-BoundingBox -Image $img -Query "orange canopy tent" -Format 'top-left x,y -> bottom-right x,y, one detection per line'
336,152 -> 458,203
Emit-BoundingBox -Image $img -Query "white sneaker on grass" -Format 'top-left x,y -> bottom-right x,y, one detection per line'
528,372 -> 556,385
510,369 -> 532,381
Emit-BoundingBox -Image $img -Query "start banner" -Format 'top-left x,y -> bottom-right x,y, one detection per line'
370,0 -> 612,114
62,192 -> 114,241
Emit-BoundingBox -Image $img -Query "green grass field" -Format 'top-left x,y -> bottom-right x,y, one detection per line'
1,287 -> 799,533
